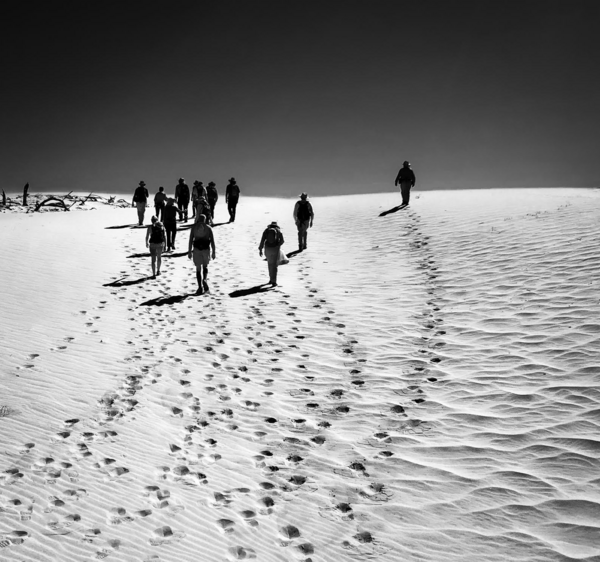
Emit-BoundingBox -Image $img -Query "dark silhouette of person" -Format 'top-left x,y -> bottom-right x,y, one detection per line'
195,196 -> 213,226
175,178 -> 190,221
191,181 -> 206,218
154,186 -> 167,221
293,192 -> 314,251
188,213 -> 216,295
206,182 -> 218,218
162,197 -> 183,251
394,161 -> 416,206
132,181 -> 149,225
225,178 -> 240,222
258,221 -> 284,286
145,216 -> 166,277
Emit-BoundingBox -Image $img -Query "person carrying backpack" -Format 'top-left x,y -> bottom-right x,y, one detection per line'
258,221 -> 285,286
225,178 -> 240,222
195,196 -> 213,225
191,181 -> 206,219
145,216 -> 167,278
293,192 -> 314,251
162,197 -> 183,251
175,178 -> 191,221
132,181 -> 149,225
206,182 -> 218,218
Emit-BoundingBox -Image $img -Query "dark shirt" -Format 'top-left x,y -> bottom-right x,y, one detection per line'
162,205 -> 181,224
396,167 -> 416,186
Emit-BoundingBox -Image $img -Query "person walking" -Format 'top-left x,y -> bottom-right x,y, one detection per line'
195,196 -> 213,226
145,216 -> 166,278
293,192 -> 314,251
154,186 -> 167,221
394,161 -> 416,206
258,221 -> 284,286
188,214 -> 216,295
206,182 -> 218,219
132,181 -> 149,225
191,181 -> 206,219
175,178 -> 191,221
225,178 -> 240,222
162,198 -> 183,251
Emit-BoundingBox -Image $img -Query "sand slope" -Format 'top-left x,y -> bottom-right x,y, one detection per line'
1,188 -> 600,562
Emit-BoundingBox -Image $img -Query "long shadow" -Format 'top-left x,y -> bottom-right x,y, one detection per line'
286,249 -> 303,259
212,222 -> 230,228
126,251 -> 188,259
229,284 -> 273,298
379,204 -> 408,217
139,293 -> 195,306
103,276 -> 152,287
105,224 -> 143,230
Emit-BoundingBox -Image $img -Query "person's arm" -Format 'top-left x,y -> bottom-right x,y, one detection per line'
132,192 -> 136,207
161,226 -> 167,250
188,227 -> 194,258
209,227 -> 216,259
309,203 -> 314,227
145,226 -> 151,247
394,170 -> 402,186
411,170 -> 416,187
293,202 -> 299,222
225,186 -> 229,202
279,231 -> 285,245
258,231 -> 266,256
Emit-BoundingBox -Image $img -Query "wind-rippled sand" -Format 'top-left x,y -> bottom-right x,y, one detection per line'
1,188 -> 599,561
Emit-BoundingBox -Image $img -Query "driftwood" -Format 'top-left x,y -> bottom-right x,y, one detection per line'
23,183 -> 29,206
34,196 -> 72,212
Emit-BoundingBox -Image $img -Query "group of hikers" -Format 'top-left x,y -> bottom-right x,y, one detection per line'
134,161 -> 414,294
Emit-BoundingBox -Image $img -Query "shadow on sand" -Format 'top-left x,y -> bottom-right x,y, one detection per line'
126,251 -> 188,259
229,284 -> 274,298
103,276 -> 153,287
286,249 -> 303,259
379,204 -> 408,217
105,224 -> 145,230
139,293 -> 196,306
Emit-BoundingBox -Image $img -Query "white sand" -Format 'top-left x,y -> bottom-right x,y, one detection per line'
1,188 -> 600,561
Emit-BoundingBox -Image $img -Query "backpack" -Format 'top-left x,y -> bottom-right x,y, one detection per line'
149,223 -> 165,244
228,184 -> 240,197
297,200 -> 311,221
134,186 -> 147,202
207,185 -> 218,200
265,226 -> 282,247
179,184 -> 190,199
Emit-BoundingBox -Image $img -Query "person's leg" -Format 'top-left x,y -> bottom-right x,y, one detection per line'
156,249 -> 162,275
137,202 -> 145,225
196,267 -> 203,294
150,249 -> 157,277
203,265 -> 209,290
300,221 -> 309,249
172,226 -> 177,250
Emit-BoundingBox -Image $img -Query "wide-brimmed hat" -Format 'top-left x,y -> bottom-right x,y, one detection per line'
139,181 -> 146,186
193,180 -> 200,186
269,221 -> 278,227
208,181 -> 216,186
228,177 -> 236,182
403,161 -> 410,166
178,177 -> 185,182
300,192 -> 308,199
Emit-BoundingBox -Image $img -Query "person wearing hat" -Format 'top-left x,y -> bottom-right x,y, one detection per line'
162,197 -> 183,251
293,192 -> 314,251
394,161 -> 416,206
175,177 -> 191,221
132,181 -> 149,225
225,178 -> 240,222
195,196 -> 213,226
191,181 -> 206,219
206,181 -> 219,218
145,215 -> 166,278
258,221 -> 285,286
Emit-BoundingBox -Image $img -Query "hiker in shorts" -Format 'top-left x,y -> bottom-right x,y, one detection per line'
188,214 -> 216,295
162,198 -> 183,251
175,178 -> 191,221
146,216 -> 167,278
206,182 -> 218,219
154,186 -> 167,221
394,161 -> 416,206
132,181 -> 149,225
225,178 -> 240,222
293,192 -> 314,251
258,221 -> 285,286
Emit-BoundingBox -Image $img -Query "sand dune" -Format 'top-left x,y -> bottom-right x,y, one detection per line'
1,188 -> 599,561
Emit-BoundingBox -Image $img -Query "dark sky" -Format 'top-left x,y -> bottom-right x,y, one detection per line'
2,0 -> 599,196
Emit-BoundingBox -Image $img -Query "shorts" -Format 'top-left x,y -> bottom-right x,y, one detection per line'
193,248 -> 211,267
149,243 -> 164,256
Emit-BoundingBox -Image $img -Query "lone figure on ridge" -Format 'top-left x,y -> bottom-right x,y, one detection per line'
394,161 -> 416,206
293,192 -> 314,251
